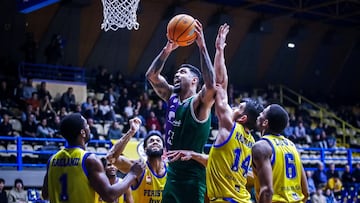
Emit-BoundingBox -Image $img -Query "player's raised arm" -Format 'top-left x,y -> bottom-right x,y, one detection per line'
252,140 -> 274,203
213,23 -> 233,135
214,23 -> 229,90
106,117 -> 142,172
192,19 -> 216,120
145,40 -> 178,101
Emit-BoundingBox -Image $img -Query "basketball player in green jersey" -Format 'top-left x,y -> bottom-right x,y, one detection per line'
106,117 -> 167,203
42,113 -> 145,203
167,24 -> 264,203
252,104 -> 309,203
146,19 -> 216,203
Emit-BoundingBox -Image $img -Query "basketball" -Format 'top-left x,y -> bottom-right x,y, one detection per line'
167,14 -> 197,47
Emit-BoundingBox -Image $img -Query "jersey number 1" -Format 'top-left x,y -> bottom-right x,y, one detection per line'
231,148 -> 251,176
59,173 -> 69,201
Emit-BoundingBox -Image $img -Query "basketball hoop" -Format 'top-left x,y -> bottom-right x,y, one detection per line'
101,0 -> 140,31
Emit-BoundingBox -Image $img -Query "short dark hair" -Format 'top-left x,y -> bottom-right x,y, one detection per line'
241,98 -> 264,130
266,104 -> 289,134
0,178 -> 4,184
14,178 -> 23,187
180,64 -> 203,88
143,131 -> 164,149
60,113 -> 85,143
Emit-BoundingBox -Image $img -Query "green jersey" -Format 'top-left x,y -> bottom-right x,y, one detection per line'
165,94 -> 211,180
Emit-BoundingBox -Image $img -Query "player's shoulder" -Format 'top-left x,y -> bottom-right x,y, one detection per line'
252,140 -> 272,155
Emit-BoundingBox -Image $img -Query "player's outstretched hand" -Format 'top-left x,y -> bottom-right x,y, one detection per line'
129,117 -> 142,134
194,19 -> 206,50
166,150 -> 193,162
215,23 -> 229,50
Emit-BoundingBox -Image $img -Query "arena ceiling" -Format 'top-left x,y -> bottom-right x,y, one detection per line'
1,0 -> 359,104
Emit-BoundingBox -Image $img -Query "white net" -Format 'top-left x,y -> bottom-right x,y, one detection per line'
101,0 -> 140,31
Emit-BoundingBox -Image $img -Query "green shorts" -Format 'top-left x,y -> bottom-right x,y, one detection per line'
162,179 -> 206,203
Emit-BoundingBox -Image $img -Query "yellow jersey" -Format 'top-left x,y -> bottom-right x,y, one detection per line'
254,134 -> 304,203
48,146 -> 95,203
94,178 -> 124,203
206,122 -> 254,203
131,161 -> 167,203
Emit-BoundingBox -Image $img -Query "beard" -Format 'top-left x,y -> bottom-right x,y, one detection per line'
173,84 -> 181,93
146,148 -> 163,158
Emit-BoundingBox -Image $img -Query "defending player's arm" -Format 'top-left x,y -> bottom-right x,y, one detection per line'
252,140 -> 274,203
166,150 -> 208,167
213,23 -> 233,144
145,40 -> 178,101
86,155 -> 145,202
192,19 -> 216,121
106,117 -> 141,173
300,164 -> 309,202
214,23 -> 229,90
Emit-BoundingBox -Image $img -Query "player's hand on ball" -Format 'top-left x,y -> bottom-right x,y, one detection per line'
164,38 -> 179,53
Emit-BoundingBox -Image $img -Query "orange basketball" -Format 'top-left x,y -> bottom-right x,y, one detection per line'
167,14 -> 197,47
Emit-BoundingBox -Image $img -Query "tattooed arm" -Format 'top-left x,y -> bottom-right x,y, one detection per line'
145,41 -> 178,101
192,20 -> 216,121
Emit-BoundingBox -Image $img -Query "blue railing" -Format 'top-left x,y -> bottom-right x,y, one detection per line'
18,62 -> 86,82
1,136 -> 360,171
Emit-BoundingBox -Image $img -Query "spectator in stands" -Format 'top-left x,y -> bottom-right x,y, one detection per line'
342,164 -> 354,191
21,104 -> 34,123
40,95 -> 56,120
22,78 -> 36,100
123,100 -> 134,120
8,178 -> 28,203
139,101 -> 152,122
324,188 -> 337,203
60,87 -> 76,112
145,111 -> 161,132
103,87 -> 117,108
49,115 -> 62,138
107,121 -> 123,140
37,81 -> 52,102
25,92 -> 40,110
117,88 -> 130,113
312,122 -> 327,148
352,163 -> 360,191
284,122 -> 295,140
311,185 -> 326,203
87,118 -> 99,140
0,178 -> 7,203
154,99 -> 166,126
13,81 -> 25,107
326,133 -> 337,149
294,121 -> 310,144
313,162 -> 328,188
306,171 -> 316,197
0,114 -> 15,136
326,163 -> 340,179
99,99 -> 115,121
57,106 -> 69,120
81,96 -> 94,119
0,80 -> 12,108
22,114 -> 37,138
36,118 -> 55,139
